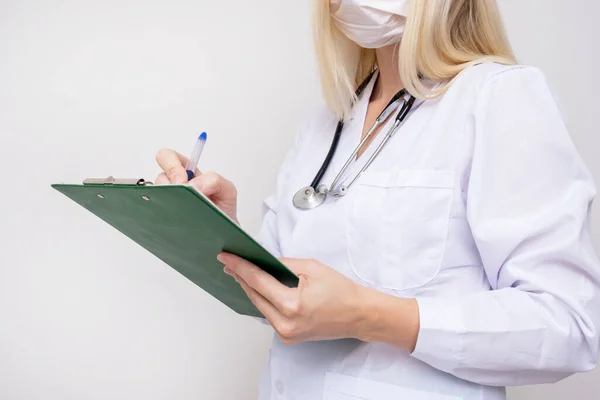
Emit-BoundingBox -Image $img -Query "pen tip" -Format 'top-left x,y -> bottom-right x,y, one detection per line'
199,132 -> 207,141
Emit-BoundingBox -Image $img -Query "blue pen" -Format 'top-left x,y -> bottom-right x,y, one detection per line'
185,132 -> 207,181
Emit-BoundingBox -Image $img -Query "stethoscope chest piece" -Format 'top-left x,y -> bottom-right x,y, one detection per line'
293,186 -> 327,210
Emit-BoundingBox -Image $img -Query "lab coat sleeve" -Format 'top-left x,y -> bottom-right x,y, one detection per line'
257,194 -> 283,259
252,115 -> 310,325
255,118 -> 307,258
253,197 -> 281,325
411,67 -> 600,386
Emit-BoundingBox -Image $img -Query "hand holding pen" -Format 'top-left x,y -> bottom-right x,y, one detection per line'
155,132 -> 240,224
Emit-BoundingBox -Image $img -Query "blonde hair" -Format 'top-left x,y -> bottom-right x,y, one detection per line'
314,0 -> 517,119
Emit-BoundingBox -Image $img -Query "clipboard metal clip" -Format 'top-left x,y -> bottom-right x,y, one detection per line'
83,176 -> 153,186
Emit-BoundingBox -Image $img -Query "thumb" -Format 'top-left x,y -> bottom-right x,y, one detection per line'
278,258 -> 313,276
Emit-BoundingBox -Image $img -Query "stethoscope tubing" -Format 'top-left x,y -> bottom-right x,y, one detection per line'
309,71 -> 377,190
293,70 -> 418,210
325,93 -> 412,196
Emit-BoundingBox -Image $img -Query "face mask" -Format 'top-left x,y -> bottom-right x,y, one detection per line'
330,0 -> 410,49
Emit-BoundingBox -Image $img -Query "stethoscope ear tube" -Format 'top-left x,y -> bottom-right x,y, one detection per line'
309,70 -> 378,190
331,95 -> 416,197
396,95 -> 416,122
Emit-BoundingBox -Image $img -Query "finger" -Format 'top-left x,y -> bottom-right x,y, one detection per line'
155,149 -> 190,184
157,170 -> 201,186
155,173 -> 170,185
218,253 -> 292,311
188,176 -> 204,193
192,172 -> 236,200
234,271 -> 284,325
175,153 -> 201,178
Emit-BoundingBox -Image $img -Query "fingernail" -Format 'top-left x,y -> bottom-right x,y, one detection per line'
174,175 -> 186,184
216,253 -> 225,263
223,267 -> 232,276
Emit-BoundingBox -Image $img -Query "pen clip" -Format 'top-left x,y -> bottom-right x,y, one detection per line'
83,176 -> 153,186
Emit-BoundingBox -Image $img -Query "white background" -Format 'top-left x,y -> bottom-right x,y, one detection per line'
0,0 -> 598,399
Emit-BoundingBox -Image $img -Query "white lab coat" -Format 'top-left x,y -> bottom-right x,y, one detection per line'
256,63 -> 600,400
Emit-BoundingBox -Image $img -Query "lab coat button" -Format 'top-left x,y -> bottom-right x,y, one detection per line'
275,379 -> 284,394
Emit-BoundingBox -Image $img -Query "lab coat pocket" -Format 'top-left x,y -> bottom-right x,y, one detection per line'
323,372 -> 462,400
345,169 -> 454,292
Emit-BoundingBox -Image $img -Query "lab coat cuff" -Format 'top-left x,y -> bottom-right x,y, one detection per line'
411,296 -> 465,365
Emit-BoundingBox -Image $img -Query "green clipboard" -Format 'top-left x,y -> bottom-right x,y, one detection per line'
52,176 -> 299,318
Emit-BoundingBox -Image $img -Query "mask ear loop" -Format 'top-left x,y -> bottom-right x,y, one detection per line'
309,69 -> 378,189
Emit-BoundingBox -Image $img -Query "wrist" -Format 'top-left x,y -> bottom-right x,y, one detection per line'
353,287 -> 420,353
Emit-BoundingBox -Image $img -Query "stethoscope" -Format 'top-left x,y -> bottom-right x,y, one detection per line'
293,71 -> 417,210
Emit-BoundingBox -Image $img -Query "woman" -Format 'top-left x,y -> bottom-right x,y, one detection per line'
155,0 -> 600,399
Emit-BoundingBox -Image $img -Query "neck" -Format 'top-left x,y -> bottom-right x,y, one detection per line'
372,44 -> 404,101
